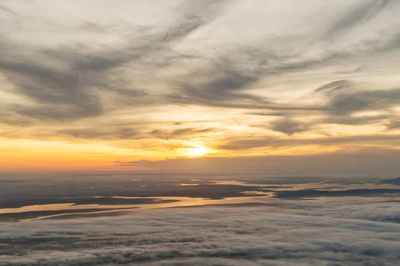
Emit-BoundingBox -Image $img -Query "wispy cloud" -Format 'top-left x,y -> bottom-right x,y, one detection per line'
1,0 -> 400,169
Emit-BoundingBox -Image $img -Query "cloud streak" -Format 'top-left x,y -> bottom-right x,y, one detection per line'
0,0 -> 400,169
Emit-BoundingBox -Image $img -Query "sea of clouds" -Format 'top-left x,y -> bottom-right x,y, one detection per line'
1,193 -> 400,266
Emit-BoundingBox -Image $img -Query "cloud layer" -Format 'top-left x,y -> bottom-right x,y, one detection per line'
1,190 -> 400,265
1,0 -> 400,170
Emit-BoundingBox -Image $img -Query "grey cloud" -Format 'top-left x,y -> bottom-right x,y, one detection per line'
0,3 -> 16,17
296,80 -> 399,127
165,0 -> 227,41
321,114 -> 390,126
127,148 -> 400,177
0,46 -> 118,120
1,1 -> 398,118
325,0 -> 391,38
219,134 -> 400,151
269,118 -> 309,135
249,80 -> 398,128
314,80 -> 356,95
150,127 -> 214,140
386,118 -> 400,129
0,110 -> 33,126
247,111 -> 287,117
0,0 -> 227,122
168,10 -> 400,113
1,0 -> 400,141
169,52 -> 327,112
57,126 -> 214,140
326,88 -> 400,115
57,127 -> 137,139
170,53 -> 267,108
78,21 -> 106,33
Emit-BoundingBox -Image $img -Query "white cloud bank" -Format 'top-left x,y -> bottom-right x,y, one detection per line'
1,195 -> 400,265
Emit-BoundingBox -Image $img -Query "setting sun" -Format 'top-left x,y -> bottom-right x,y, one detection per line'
179,144 -> 214,157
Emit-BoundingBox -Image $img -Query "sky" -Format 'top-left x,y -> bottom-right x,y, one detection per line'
1,0 -> 400,175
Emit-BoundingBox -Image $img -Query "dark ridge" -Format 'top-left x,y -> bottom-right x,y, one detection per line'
275,188 -> 400,198
0,197 -> 177,209
0,208 -> 134,222
381,177 -> 400,185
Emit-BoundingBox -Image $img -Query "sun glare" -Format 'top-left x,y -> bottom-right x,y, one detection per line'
179,144 -> 213,157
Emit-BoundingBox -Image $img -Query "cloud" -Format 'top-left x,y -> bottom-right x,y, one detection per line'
57,127 -> 138,140
321,114 -> 390,126
0,58 -> 105,120
325,88 -> 400,115
269,118 -> 309,135
314,80 -> 356,95
219,134 -> 400,151
0,0 -> 400,163
150,127 -> 214,140
324,0 -> 391,37
386,118 -> 400,130
2,0 -> 398,123
0,0 -> 227,122
1,185 -> 400,265
123,148 -> 400,177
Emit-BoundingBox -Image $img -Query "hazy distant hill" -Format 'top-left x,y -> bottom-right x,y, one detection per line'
381,177 -> 400,185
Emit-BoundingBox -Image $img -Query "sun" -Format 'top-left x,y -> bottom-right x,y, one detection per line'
178,144 -> 214,157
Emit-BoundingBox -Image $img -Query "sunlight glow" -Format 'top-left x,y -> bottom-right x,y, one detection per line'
179,144 -> 213,157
